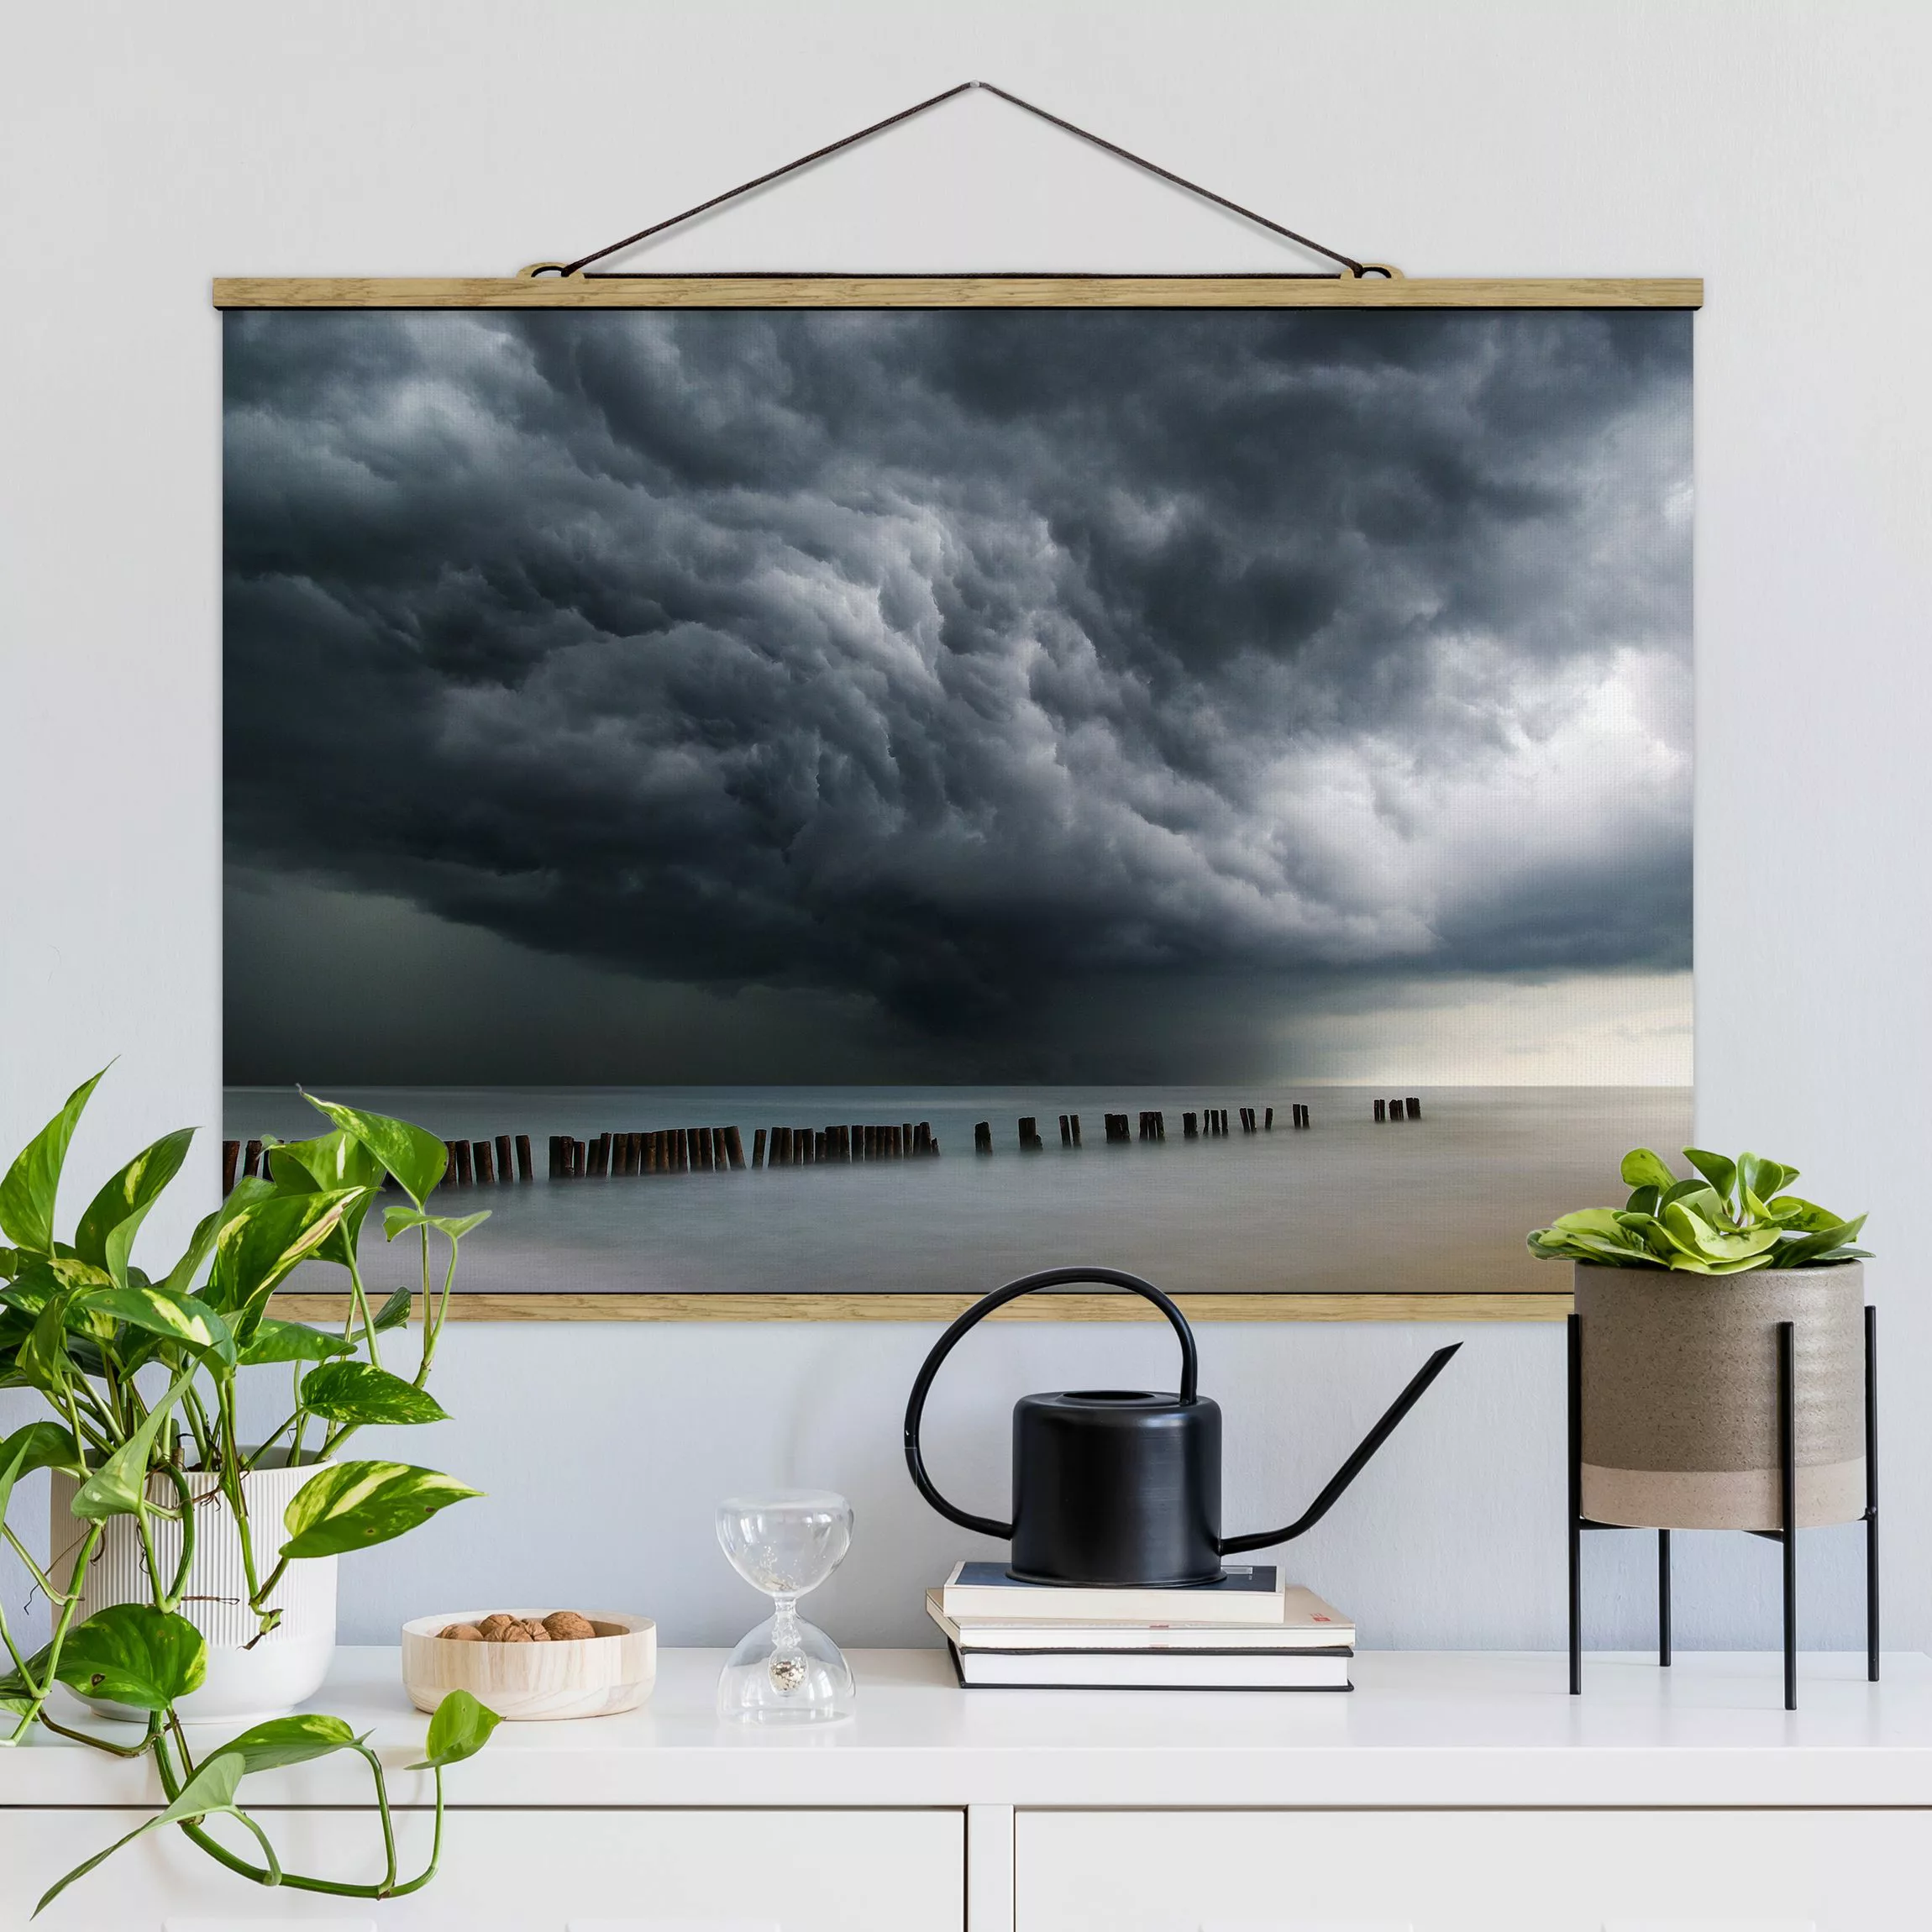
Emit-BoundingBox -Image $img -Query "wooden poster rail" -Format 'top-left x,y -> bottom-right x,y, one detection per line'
213,276 -> 1701,311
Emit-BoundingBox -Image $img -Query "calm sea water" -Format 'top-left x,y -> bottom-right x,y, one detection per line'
225,1085 -> 1692,1299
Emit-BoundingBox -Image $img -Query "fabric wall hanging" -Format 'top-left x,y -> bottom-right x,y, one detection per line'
216,88 -> 1698,1323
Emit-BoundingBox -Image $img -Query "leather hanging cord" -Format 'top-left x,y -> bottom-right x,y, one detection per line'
549,79 -> 1373,279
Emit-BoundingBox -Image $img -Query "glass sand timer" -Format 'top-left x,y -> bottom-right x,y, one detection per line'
715,1491 -> 857,1724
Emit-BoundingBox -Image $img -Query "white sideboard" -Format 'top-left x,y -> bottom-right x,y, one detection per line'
4,1647 -> 1929,1930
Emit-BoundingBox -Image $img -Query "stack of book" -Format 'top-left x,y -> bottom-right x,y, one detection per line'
927,1561 -> 1354,1691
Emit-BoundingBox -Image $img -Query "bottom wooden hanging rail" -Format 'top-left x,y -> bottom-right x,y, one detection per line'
267,1289 -> 1570,1324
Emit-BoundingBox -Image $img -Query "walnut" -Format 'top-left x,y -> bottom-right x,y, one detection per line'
497,1621 -> 534,1641
516,1619 -> 551,1641
438,1622 -> 483,1642
475,1613 -> 519,1641
543,1610 -> 596,1642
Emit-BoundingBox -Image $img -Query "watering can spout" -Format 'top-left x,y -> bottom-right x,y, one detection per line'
1217,1342 -> 1462,1556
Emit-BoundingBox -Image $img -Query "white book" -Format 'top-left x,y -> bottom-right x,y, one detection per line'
927,1589 -> 1354,1651
938,1558 -> 1291,1626
943,1641 -> 1352,1691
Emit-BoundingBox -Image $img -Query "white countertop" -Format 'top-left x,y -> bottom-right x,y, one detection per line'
10,1647 -> 1929,1812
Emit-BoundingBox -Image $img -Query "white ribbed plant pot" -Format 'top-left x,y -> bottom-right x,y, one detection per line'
49,1452 -> 336,1726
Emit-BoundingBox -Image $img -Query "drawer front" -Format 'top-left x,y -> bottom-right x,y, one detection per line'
1016,1809 -> 1923,1931
0,1808 -> 962,1932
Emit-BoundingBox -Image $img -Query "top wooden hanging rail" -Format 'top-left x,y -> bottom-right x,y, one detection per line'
213,274 -> 1699,310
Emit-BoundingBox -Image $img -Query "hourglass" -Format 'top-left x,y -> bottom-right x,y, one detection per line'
715,1491 -> 857,1724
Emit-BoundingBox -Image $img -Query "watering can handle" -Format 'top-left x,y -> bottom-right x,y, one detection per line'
902,1265 -> 1200,1541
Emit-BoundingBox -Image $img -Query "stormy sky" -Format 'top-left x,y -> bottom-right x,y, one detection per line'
223,307 -> 1692,1087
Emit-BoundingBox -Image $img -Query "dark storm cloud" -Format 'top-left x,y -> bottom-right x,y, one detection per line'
223,307 -> 1691,1059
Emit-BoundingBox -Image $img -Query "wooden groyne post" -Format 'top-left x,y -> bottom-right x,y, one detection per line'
974,1121 -> 993,1153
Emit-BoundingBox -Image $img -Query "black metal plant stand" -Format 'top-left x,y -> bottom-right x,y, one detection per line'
1567,1305 -> 1878,1711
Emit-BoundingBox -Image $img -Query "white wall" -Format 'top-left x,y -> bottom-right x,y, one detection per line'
3,0 -> 1928,1654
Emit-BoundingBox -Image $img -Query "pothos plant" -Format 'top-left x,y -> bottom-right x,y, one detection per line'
0,1070 -> 499,1913
1528,1146 -> 1871,1275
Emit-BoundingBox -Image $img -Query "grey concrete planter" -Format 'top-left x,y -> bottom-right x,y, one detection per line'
1575,1260 -> 1866,1531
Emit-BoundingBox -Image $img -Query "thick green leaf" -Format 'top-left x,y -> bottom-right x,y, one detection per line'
1568,1232 -> 1662,1265
1775,1214 -> 1868,1267
383,1205 -> 491,1242
0,1421 -> 83,1536
267,1129 -> 384,1197
0,1641 -> 55,1704
303,1095 -> 449,1208
1612,1211 -> 1681,1257
239,1316 -> 357,1365
1682,1147 -> 1739,1205
1766,1194 -> 1840,1232
265,1129 -> 387,1268
1740,1151 -> 1798,1203
1619,1147 -> 1677,1193
1665,1248 -> 1776,1275
55,1604 -> 207,1710
373,1284 -> 413,1331
1550,1208 -> 1630,1238
299,1361 -> 449,1426
0,1419 -> 83,1485
35,1751 -> 247,1915
213,1711 -> 360,1773
71,1366 -> 198,1520
1662,1199 -> 1782,1262
72,1128 -> 195,1291
0,1253 -> 58,1315
18,1296 -> 73,1393
206,1189 -> 363,1342
0,1068 -> 108,1256
280,1460 -> 480,1559
410,1688 -> 501,1770
76,1286 -> 234,1364
160,1178 -> 276,1300
1742,1187 -> 1802,1225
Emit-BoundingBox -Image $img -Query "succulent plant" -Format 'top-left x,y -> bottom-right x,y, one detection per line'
1528,1147 -> 1870,1276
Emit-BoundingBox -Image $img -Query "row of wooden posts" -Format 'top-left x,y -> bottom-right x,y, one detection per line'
223,1096 -> 1420,1193
223,1135 -> 547,1194
979,1105 -> 1317,1153
548,1121 -> 940,1179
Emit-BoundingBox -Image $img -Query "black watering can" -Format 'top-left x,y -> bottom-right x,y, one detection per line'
904,1267 -> 1462,1588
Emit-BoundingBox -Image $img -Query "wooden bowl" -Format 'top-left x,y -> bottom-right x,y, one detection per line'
402,1609 -> 655,1720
